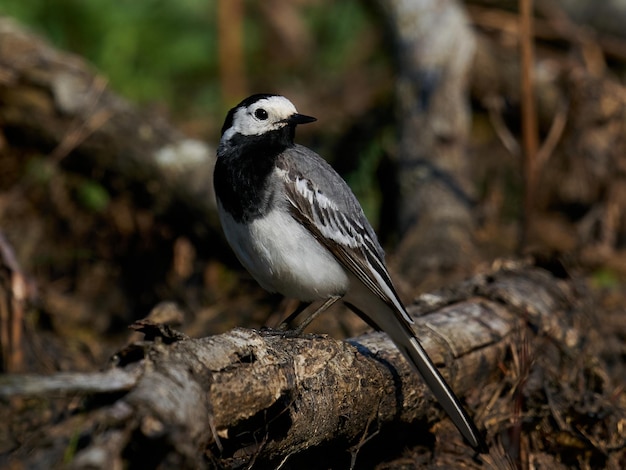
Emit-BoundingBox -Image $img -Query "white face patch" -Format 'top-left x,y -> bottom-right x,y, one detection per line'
226,96 -> 299,139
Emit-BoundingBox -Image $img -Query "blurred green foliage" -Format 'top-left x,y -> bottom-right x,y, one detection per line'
591,268 -> 621,289
343,128 -> 393,228
1,0 -> 220,115
0,0 -> 377,117
76,180 -> 111,213
24,156 -> 57,185
304,1 -> 373,77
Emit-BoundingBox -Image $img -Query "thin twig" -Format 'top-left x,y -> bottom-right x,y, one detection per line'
50,76 -> 112,163
485,95 -> 521,157
535,98 -> 569,170
519,0 -> 539,248
217,0 -> 247,103
0,230 -> 30,372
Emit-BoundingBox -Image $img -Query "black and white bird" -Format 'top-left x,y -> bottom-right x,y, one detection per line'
213,94 -> 485,451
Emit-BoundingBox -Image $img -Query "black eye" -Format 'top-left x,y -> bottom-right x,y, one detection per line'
254,108 -> 268,120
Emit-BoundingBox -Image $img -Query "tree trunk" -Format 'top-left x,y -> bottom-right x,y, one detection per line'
374,0 -> 479,289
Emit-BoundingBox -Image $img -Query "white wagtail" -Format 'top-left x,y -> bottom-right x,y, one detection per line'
213,94 -> 486,451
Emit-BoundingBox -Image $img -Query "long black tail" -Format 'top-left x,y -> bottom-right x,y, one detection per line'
347,299 -> 487,452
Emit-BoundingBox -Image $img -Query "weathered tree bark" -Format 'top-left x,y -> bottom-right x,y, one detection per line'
1,265 -> 583,468
0,17 -> 220,241
374,0 -> 479,288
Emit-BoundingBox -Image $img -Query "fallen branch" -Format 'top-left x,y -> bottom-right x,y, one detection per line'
1,264 -> 584,468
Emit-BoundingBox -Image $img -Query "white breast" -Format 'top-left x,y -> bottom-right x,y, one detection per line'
218,204 -> 350,301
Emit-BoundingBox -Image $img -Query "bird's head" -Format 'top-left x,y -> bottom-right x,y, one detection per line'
220,94 -> 316,144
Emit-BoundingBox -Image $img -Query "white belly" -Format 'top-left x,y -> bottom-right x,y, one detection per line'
218,205 -> 350,301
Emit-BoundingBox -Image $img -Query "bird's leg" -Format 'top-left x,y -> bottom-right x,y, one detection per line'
290,295 -> 341,335
277,301 -> 312,331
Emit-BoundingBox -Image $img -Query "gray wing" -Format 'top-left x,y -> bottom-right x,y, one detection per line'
275,145 -> 413,325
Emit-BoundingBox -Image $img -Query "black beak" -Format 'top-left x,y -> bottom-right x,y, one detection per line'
289,113 -> 317,125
